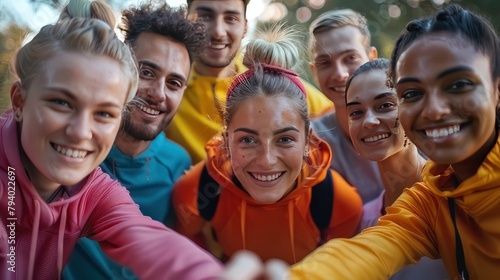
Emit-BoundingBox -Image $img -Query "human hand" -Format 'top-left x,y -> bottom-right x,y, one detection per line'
221,250 -> 289,280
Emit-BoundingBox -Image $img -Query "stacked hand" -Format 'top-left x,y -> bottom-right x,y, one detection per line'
221,251 -> 290,280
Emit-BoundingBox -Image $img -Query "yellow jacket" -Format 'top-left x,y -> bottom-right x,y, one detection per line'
291,134 -> 500,280
165,57 -> 333,163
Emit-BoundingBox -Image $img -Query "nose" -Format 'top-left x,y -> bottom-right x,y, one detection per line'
210,17 -> 226,39
146,80 -> 166,104
66,112 -> 92,141
362,110 -> 380,129
421,91 -> 451,121
330,62 -> 349,82
255,143 -> 277,168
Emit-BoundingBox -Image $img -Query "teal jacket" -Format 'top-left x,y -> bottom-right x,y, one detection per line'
63,132 -> 191,279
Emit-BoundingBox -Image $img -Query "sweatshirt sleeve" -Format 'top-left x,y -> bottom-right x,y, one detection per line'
291,185 -> 441,280
86,178 -> 222,280
323,170 -> 363,240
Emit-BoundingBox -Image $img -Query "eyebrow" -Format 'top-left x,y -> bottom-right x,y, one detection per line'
315,49 -> 359,60
346,92 -> 394,107
234,126 -> 300,135
396,65 -> 475,86
195,6 -> 242,16
140,60 -> 187,83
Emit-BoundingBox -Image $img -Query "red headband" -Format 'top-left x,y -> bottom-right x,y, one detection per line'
227,63 -> 307,100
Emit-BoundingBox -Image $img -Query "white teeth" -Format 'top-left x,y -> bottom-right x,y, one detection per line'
138,105 -> 160,115
363,133 -> 389,143
54,144 -> 87,158
210,44 -> 225,50
253,172 -> 283,182
332,87 -> 346,92
425,125 -> 460,138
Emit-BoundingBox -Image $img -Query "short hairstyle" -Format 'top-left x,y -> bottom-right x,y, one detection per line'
14,17 -> 138,103
308,9 -> 371,56
120,2 -> 207,64
388,3 -> 500,129
186,0 -> 250,17
224,23 -> 309,138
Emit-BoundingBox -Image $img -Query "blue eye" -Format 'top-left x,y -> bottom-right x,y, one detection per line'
51,99 -> 71,109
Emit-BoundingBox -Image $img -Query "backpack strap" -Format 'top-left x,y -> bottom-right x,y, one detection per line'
197,165 -> 221,221
310,170 -> 334,233
197,163 -> 335,233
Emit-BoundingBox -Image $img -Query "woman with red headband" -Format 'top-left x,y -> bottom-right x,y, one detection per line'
172,24 -> 362,265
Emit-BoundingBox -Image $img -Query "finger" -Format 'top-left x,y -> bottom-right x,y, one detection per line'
264,258 -> 290,280
222,250 -> 263,280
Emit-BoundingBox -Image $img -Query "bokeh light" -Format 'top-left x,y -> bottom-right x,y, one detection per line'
296,6 -> 312,23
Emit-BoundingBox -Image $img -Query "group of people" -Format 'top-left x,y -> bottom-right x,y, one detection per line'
0,0 -> 499,279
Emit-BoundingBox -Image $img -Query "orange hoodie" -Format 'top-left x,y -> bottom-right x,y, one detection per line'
173,134 -> 362,264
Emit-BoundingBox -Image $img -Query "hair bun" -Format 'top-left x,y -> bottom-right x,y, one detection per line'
436,3 -> 464,21
406,19 -> 425,32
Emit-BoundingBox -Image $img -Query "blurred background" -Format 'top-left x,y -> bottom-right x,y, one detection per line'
1,0 -> 499,111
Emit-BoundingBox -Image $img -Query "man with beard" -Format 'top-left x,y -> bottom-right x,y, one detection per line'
63,2 -> 207,279
165,0 -> 334,164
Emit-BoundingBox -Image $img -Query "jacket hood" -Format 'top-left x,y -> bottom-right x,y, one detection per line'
204,133 -> 332,205
420,133 -> 500,221
1,109 -> 93,208
1,109 -> 96,279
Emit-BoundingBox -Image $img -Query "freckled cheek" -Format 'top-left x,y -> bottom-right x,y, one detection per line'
229,150 -> 254,171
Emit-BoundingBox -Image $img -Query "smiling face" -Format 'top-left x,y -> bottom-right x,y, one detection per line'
188,0 -> 247,75
226,95 -> 308,203
395,33 -> 500,168
123,33 -> 190,141
311,25 -> 376,136
346,69 -> 403,161
11,51 -> 129,194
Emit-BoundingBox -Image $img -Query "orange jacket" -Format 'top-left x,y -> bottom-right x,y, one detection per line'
173,134 -> 362,264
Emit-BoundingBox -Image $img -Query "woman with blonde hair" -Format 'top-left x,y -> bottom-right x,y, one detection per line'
0,2 -> 221,278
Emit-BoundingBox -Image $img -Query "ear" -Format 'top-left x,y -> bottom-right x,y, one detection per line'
496,77 -> 500,109
243,19 -> 248,38
306,127 -> 313,146
368,46 -> 378,61
309,63 -> 320,87
10,81 -> 25,122
222,131 -> 230,156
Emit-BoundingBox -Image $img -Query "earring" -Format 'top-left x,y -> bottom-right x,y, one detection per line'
394,117 -> 400,129
14,110 -> 21,121
403,134 -> 410,148
304,149 -> 309,157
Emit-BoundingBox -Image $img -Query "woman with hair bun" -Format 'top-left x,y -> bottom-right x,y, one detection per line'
172,24 -> 362,265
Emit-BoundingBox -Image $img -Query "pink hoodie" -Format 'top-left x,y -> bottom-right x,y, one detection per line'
0,110 -> 222,280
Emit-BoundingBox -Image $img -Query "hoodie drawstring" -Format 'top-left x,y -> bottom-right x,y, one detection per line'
288,200 -> 297,263
240,200 -> 247,250
57,204 -> 69,279
27,200 -> 41,280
